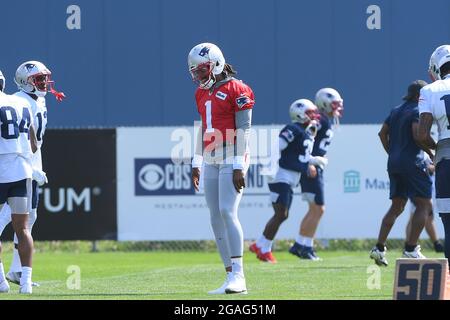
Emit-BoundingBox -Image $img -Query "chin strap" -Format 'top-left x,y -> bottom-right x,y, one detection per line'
50,87 -> 66,102
333,115 -> 340,127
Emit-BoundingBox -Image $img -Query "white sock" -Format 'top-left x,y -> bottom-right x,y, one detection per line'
231,257 -> 243,276
257,235 -> 273,253
20,267 -> 32,286
0,262 -> 5,282
11,246 -> 22,273
303,236 -> 314,248
295,235 -> 305,246
256,235 -> 266,248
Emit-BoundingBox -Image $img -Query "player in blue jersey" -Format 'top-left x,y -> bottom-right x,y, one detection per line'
405,154 -> 444,253
250,99 -> 327,263
370,80 -> 433,266
288,88 -> 343,261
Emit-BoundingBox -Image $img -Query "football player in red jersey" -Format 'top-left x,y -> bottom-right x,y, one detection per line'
188,43 -> 254,294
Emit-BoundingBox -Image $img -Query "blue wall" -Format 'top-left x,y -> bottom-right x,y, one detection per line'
1,0 -> 449,127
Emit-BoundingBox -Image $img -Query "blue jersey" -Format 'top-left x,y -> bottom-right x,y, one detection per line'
312,113 -> 333,157
278,123 -> 313,174
385,101 -> 425,173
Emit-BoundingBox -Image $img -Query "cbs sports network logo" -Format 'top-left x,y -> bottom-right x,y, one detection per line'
135,158 -> 194,195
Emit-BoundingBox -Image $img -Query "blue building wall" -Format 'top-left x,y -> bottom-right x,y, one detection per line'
1,0 -> 449,127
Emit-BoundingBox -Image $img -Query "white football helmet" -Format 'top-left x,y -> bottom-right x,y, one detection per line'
14,61 -> 52,97
428,45 -> 450,81
188,43 -> 225,89
0,70 -> 5,92
315,88 -> 344,119
289,99 -> 319,124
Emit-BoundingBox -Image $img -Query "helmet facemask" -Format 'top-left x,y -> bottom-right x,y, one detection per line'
305,108 -> 320,123
190,61 -> 216,89
28,72 -> 53,97
305,119 -> 320,138
330,100 -> 344,125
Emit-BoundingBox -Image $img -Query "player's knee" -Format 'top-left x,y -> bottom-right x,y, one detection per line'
14,228 -> 30,242
219,206 -> 235,222
273,204 -> 289,223
414,198 -> 432,212
274,211 -> 289,224
390,199 -> 407,215
312,205 -> 325,216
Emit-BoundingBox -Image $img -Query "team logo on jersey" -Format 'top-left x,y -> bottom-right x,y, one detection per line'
280,129 -> 294,142
236,94 -> 252,109
216,91 -> 227,100
198,46 -> 210,57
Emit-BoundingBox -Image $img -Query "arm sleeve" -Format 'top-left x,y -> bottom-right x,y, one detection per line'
418,87 -> 432,115
279,137 -> 288,151
233,109 -> 252,170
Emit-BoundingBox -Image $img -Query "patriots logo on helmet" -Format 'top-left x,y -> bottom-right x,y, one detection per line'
236,94 -> 252,109
198,46 -> 210,57
25,64 -> 35,72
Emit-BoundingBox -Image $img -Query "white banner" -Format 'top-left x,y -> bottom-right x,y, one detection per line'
117,125 -> 443,240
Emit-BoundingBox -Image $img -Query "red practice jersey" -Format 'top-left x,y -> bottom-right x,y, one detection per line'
195,78 -> 255,149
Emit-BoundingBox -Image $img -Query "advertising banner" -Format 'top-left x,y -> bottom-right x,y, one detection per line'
117,125 -> 443,240
27,129 -> 118,240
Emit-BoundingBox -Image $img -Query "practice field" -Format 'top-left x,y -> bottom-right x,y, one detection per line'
0,249 -> 443,300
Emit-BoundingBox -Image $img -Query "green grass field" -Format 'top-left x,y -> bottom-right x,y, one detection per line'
0,249 -> 444,300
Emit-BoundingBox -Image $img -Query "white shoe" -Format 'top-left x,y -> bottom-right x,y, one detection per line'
403,245 -> 426,259
370,246 -> 388,266
6,271 -> 40,287
0,280 -> 10,293
208,272 -> 233,294
224,273 -> 247,294
19,283 -> 32,294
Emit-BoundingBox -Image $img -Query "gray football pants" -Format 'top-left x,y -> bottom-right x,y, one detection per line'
203,163 -> 244,268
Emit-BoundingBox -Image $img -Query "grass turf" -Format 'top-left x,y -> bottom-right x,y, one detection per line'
0,249 -> 444,300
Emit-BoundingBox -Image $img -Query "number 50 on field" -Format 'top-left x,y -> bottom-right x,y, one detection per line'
393,259 -> 450,300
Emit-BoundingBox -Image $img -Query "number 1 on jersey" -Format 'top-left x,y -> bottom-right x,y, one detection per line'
205,100 -> 214,133
440,94 -> 450,129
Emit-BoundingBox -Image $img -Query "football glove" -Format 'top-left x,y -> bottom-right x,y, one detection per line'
309,156 -> 328,170
32,169 -> 48,186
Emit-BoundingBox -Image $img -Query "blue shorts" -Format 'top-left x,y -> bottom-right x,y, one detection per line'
389,168 -> 432,199
0,179 -> 29,205
31,180 -> 38,209
436,159 -> 450,213
300,168 -> 324,205
268,182 -> 293,210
